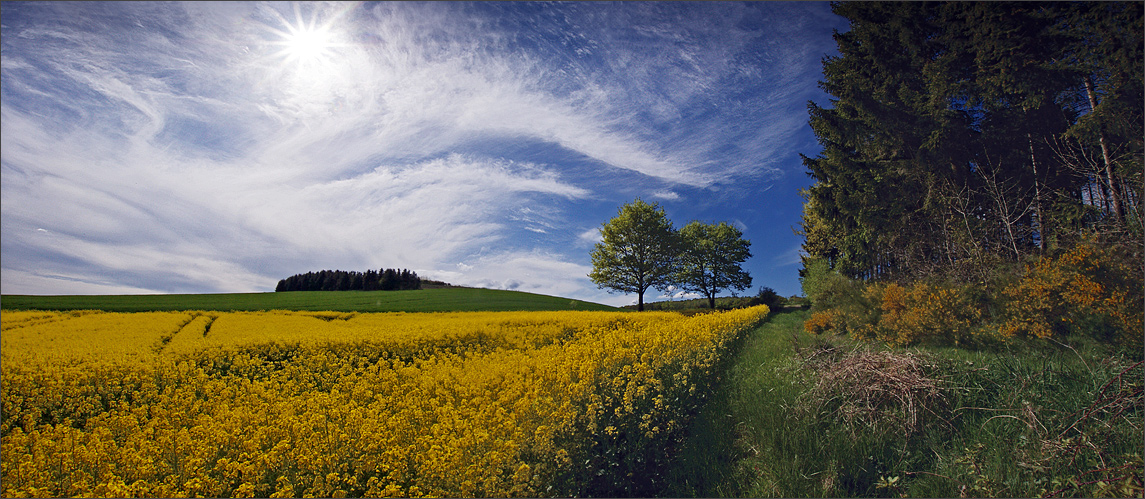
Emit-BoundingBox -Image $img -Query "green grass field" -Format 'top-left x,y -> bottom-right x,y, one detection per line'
0,287 -> 619,313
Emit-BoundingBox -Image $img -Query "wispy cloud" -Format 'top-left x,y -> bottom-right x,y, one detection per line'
426,249 -> 597,300
2,2 -> 846,301
773,243 -> 806,268
577,228 -> 603,247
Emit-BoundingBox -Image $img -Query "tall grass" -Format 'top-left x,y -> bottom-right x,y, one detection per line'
661,310 -> 1143,498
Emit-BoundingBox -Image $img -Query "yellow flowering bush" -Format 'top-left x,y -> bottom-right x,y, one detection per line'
804,240 -> 1141,352
1,306 -> 768,497
851,283 -> 983,347
805,281 -> 981,347
804,309 -> 843,336
1000,242 -> 1143,350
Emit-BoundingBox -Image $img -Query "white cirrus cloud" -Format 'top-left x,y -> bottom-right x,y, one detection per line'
2,1 -> 848,300
577,228 -> 603,247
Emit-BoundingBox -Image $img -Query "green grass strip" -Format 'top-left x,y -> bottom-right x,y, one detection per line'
658,309 -> 811,497
1,288 -> 619,313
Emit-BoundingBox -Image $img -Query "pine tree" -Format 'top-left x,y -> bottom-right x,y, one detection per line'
800,1 -> 1141,282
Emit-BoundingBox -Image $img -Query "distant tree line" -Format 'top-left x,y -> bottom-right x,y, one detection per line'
275,269 -> 422,292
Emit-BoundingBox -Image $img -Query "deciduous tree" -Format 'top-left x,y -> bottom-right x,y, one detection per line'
676,221 -> 753,309
589,199 -> 679,311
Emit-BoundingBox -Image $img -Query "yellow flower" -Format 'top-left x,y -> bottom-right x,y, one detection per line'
1,306 -> 769,497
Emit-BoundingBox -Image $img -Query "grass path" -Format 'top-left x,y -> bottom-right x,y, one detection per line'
659,309 -> 811,497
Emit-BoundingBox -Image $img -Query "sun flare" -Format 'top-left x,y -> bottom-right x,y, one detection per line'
267,3 -> 354,68
281,26 -> 334,64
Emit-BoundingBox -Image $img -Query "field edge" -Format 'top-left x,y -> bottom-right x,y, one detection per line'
0,288 -> 620,313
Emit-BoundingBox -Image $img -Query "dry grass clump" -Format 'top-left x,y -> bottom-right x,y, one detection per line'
798,346 -> 946,437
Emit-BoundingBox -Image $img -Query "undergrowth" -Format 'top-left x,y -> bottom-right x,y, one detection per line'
801,237 -> 1144,355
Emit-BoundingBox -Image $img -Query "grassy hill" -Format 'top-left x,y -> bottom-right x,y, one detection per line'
0,287 -> 619,313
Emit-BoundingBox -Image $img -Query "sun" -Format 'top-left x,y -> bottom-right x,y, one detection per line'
281,25 -> 334,65
267,3 -> 352,67
258,1 -> 361,108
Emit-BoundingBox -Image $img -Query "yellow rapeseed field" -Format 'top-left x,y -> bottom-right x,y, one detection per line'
1,306 -> 768,497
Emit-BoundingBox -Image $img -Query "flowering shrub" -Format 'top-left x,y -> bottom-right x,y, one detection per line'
803,240 -> 1141,352
805,282 -> 981,347
852,283 -> 983,347
804,309 -> 843,336
1000,243 -> 1143,350
1,306 -> 768,497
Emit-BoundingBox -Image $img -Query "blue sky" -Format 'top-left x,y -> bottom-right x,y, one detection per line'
1,1 -> 847,306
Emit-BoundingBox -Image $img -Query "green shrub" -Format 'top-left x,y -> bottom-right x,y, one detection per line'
754,287 -> 784,310
799,257 -> 833,308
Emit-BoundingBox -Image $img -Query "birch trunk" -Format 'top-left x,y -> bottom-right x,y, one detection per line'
1085,76 -> 1125,224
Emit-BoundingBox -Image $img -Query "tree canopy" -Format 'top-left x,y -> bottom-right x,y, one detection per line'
801,2 -> 1143,282
588,199 -> 679,311
589,200 -> 755,310
676,221 -> 753,310
276,268 -> 421,292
